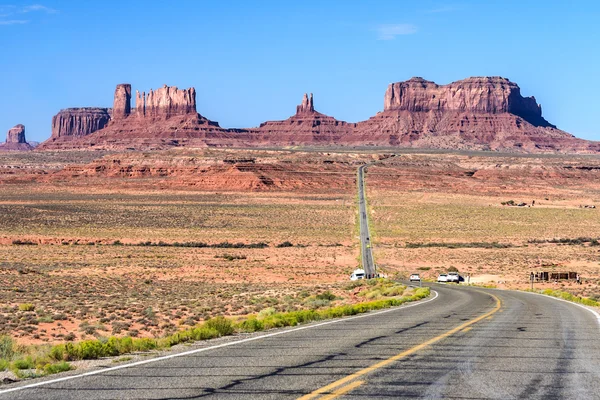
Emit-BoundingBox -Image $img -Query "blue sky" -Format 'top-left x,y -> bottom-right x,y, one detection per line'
1,0 -> 599,142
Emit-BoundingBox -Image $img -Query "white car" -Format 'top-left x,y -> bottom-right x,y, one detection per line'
409,274 -> 421,282
437,274 -> 448,283
350,269 -> 366,281
447,272 -> 460,283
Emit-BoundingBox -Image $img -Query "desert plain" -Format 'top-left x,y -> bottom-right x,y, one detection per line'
1,148 -> 599,346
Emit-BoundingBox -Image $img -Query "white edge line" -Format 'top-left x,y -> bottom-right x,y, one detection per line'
0,289 -> 439,395
523,290 -> 600,326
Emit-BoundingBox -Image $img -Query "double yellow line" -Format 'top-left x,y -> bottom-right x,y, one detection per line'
299,293 -> 501,400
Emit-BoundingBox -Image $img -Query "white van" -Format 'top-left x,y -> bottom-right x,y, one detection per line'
350,269 -> 366,281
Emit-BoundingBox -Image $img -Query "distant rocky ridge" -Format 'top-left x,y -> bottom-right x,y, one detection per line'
0,124 -> 33,151
37,78 -> 600,153
384,77 -> 553,128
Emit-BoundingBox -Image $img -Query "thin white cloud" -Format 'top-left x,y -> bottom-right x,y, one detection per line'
426,6 -> 457,13
0,19 -> 28,25
376,24 -> 417,40
0,4 -> 56,25
21,4 -> 57,13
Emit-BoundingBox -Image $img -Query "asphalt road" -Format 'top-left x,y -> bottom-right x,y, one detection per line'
2,284 -> 599,399
357,164 -> 375,278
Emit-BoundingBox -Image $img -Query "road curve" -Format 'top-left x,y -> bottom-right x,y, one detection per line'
357,164 -> 375,277
2,285 -> 599,399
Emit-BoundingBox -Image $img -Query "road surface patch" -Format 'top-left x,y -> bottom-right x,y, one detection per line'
298,292 -> 501,400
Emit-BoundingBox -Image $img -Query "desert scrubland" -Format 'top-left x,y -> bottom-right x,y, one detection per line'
1,149 -> 599,346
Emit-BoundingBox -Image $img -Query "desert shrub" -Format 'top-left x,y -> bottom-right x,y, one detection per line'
0,359 -> 9,371
132,338 -> 157,352
315,291 -> 336,301
215,254 -> 247,261
191,327 -> 220,341
205,316 -> 234,336
12,239 -> 37,245
12,357 -> 34,370
447,266 -> 459,272
18,303 -> 35,312
143,307 -> 156,320
78,340 -> 104,359
305,299 -> 331,309
0,335 -> 15,360
276,241 -> 294,248
257,307 -> 276,320
43,361 -> 73,375
237,317 -> 264,332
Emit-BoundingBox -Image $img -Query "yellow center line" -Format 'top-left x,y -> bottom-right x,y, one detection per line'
319,380 -> 365,400
298,292 -> 501,400
461,326 -> 472,333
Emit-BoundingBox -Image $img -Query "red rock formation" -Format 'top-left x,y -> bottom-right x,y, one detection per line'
0,124 -> 32,151
135,90 -> 145,117
144,85 -> 196,118
246,93 -> 355,145
296,93 -> 314,114
6,124 -> 26,143
37,77 -> 600,153
384,77 -> 551,127
48,108 -> 111,139
113,84 -> 131,119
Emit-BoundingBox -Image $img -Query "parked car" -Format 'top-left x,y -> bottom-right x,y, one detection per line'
409,274 -> 421,282
350,269 -> 366,281
447,271 -> 460,283
437,273 -> 448,283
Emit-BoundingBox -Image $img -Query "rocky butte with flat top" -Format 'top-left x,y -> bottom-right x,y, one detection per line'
0,124 -> 33,151
37,77 -> 600,153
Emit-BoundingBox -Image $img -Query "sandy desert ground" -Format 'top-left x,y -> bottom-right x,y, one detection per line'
1,148 -> 599,344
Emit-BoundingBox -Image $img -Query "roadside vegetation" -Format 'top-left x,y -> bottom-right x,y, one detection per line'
0,282 -> 429,378
531,289 -> 600,307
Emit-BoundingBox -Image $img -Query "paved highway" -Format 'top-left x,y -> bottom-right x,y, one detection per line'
357,164 -> 376,278
2,284 -> 600,399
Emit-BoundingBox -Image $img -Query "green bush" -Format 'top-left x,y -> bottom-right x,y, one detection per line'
237,317 -> 264,332
0,359 -> 9,371
12,357 -> 34,370
0,335 -> 15,360
205,316 -> 234,336
18,303 -> 35,312
44,361 -> 73,375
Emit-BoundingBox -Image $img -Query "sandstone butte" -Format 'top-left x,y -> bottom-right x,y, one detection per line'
37,77 -> 600,153
0,124 -> 33,151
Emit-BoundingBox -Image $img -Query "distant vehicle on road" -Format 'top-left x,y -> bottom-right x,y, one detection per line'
437,274 -> 448,283
447,272 -> 460,283
409,274 -> 421,282
350,269 -> 366,281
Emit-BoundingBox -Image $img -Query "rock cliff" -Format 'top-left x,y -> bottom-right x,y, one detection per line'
49,108 -> 112,139
6,124 -> 26,143
0,124 -> 32,151
140,85 -> 196,118
113,84 -> 132,119
383,77 -> 552,127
